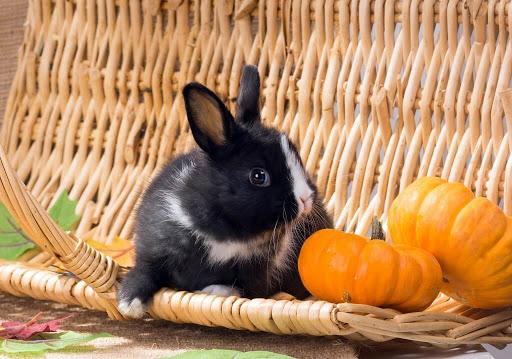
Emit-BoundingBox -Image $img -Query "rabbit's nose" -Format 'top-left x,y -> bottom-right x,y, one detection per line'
299,195 -> 313,215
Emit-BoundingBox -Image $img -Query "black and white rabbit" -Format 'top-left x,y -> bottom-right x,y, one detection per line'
118,65 -> 332,318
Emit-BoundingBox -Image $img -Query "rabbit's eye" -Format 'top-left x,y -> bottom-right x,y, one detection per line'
249,168 -> 271,187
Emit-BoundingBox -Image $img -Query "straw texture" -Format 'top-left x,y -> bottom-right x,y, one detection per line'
0,0 -> 27,117
0,0 -> 511,346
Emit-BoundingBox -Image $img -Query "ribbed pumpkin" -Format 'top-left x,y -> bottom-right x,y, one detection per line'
388,177 -> 512,309
298,225 -> 442,312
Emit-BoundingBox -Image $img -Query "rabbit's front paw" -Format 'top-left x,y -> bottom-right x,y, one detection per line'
118,297 -> 147,318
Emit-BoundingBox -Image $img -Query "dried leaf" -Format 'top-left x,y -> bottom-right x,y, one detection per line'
0,203 -> 35,260
0,331 -> 111,353
85,236 -> 135,267
0,312 -> 73,340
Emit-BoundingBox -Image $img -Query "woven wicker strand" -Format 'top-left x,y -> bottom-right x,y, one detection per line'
0,0 -> 511,346
1,259 -> 511,346
0,144 -> 123,318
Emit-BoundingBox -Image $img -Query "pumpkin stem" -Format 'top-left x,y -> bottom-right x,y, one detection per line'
342,291 -> 352,303
370,217 -> 385,241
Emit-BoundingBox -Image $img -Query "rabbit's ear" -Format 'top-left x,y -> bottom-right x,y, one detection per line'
236,65 -> 260,125
183,83 -> 236,156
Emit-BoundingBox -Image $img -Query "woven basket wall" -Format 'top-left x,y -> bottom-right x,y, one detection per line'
1,0 -> 512,348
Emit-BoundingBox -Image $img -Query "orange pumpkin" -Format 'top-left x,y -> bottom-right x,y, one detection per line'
298,225 -> 442,312
388,177 -> 512,309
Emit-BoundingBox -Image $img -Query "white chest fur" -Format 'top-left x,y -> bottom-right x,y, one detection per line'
201,236 -> 269,264
271,226 -> 294,275
202,229 -> 296,289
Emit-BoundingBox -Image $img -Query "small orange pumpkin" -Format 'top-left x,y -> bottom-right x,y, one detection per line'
298,222 -> 442,312
388,177 -> 512,309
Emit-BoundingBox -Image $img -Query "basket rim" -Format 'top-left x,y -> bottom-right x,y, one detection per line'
1,259 -> 511,346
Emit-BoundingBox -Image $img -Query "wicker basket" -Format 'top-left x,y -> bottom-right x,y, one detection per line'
1,0 -> 512,348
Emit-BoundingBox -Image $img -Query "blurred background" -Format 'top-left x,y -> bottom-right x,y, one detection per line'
0,0 -> 27,116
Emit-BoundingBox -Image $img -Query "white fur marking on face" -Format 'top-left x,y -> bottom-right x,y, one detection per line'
118,298 -> 146,319
280,135 -> 314,216
199,284 -> 241,297
202,236 -> 267,265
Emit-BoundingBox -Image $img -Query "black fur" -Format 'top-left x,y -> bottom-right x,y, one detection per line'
118,65 -> 332,310
182,83 -> 236,157
236,65 -> 261,125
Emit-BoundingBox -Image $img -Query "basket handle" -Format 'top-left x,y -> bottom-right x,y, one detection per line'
0,145 -> 123,318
